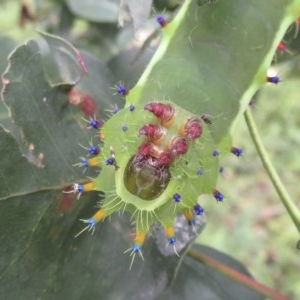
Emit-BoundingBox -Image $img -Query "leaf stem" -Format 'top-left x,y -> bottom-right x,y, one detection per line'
244,108 -> 300,234
187,247 -> 290,300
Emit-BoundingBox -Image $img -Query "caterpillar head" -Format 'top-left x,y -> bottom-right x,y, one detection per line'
70,99 -> 234,268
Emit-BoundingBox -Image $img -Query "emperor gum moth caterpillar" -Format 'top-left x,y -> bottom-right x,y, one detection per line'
67,99 -> 242,269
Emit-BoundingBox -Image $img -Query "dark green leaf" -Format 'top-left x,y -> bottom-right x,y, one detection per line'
0,195 -> 182,299
161,244 -> 265,300
1,40 -> 86,197
0,34 -> 121,200
0,193 -> 261,300
37,31 -> 87,86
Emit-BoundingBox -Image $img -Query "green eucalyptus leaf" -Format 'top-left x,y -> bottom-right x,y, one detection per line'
162,244 -> 265,300
127,0 -> 300,143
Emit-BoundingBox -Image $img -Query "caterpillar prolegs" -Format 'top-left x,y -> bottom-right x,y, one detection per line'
68,99 -> 239,267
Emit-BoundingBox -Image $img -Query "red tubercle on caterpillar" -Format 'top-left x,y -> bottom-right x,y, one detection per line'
139,124 -> 165,141
139,101 -> 208,168
137,136 -> 189,168
136,138 -> 188,168
136,143 -> 173,168
169,137 -> 188,156
144,102 -> 175,126
137,142 -> 154,159
137,142 -> 164,160
148,151 -> 174,168
183,117 -> 203,140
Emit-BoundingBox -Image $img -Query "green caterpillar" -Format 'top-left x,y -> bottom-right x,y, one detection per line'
70,97 -> 236,267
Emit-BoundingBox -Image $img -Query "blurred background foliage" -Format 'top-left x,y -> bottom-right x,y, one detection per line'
0,0 -> 299,298
201,79 -> 300,297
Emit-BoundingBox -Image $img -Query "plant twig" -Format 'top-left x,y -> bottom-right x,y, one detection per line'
244,108 -> 300,234
187,247 -> 290,300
